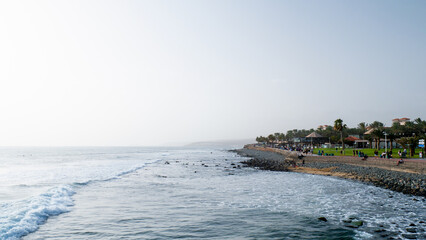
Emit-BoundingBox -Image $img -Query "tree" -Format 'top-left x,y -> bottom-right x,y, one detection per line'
386,132 -> 397,151
330,135 -> 340,144
364,134 -> 373,148
391,122 -> 404,136
334,119 -> 347,151
358,122 -> 367,132
414,118 -> 426,153
274,132 -> 280,142
357,122 -> 367,138
256,136 -> 267,144
397,137 -> 419,157
267,134 -> 276,146
278,133 -> 285,143
370,121 -> 384,129
371,128 -> 384,150
286,130 -> 294,141
414,118 -> 426,132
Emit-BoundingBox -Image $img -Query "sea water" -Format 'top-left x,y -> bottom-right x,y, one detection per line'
0,147 -> 424,239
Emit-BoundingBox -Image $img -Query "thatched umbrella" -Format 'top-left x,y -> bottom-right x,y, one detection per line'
306,132 -> 323,148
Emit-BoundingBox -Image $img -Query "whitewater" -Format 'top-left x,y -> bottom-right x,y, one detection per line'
0,147 -> 424,239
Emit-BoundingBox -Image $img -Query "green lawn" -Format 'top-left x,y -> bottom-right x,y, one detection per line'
314,148 -> 424,159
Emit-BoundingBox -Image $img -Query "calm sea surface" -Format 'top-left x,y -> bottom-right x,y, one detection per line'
0,147 -> 424,240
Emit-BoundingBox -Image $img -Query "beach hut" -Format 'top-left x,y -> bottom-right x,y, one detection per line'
354,140 -> 369,148
306,132 -> 323,148
345,136 -> 360,147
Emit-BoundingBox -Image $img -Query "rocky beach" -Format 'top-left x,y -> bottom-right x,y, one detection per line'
235,146 -> 426,197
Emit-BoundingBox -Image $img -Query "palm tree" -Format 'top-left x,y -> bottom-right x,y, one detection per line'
397,137 -> 419,157
278,133 -> 285,144
414,118 -> 426,153
364,134 -> 373,148
414,118 -> 426,136
371,128 -> 384,150
387,132 -> 397,151
256,136 -> 267,144
370,121 -> 384,129
358,122 -> 367,137
267,134 -> 276,147
274,133 -> 281,143
334,119 -> 347,152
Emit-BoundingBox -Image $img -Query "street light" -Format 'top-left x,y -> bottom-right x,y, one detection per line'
384,132 -> 388,158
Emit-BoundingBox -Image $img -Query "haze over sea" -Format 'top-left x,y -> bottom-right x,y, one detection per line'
0,147 -> 424,240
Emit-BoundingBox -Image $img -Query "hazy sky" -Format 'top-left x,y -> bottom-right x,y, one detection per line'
0,0 -> 425,146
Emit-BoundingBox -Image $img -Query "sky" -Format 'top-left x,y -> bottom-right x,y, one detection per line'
0,0 -> 425,146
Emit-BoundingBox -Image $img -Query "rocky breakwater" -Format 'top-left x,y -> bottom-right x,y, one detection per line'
235,147 -> 426,197
234,148 -> 298,171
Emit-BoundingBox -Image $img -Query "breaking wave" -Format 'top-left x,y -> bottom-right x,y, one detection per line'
0,185 -> 75,240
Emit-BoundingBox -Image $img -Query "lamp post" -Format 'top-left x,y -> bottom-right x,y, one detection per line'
384,132 -> 388,158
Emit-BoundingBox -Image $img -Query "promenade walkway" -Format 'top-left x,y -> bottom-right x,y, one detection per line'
245,145 -> 426,175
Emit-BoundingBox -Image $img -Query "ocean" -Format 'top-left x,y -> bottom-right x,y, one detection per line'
0,147 -> 424,239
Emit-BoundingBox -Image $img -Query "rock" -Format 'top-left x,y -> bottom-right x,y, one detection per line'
318,217 -> 327,222
379,233 -> 389,238
345,220 -> 363,228
401,234 -> 417,239
352,220 -> 363,227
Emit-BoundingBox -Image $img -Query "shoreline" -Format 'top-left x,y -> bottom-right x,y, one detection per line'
234,147 -> 426,197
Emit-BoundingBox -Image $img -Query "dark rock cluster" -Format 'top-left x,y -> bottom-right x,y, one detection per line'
233,148 -> 426,197
234,149 -> 294,171
303,162 -> 426,197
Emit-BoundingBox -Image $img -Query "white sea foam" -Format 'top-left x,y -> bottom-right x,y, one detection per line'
0,162 -> 156,240
0,147 -> 166,240
0,185 -> 75,240
354,230 -> 374,239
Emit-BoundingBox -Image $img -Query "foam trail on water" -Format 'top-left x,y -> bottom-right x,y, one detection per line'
0,185 -> 75,240
72,160 -> 159,186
